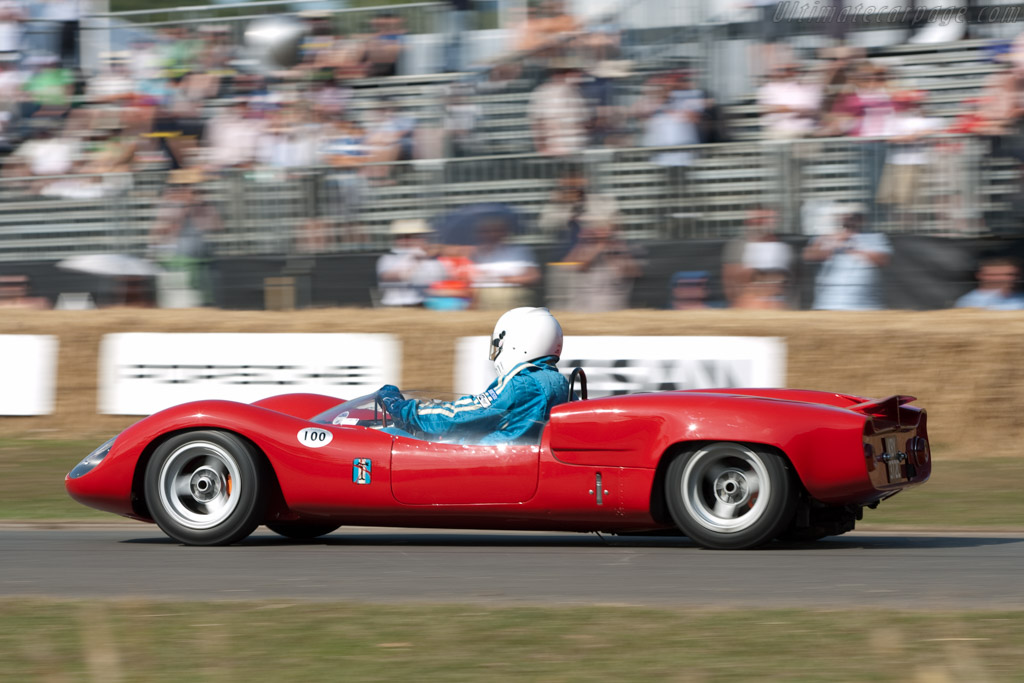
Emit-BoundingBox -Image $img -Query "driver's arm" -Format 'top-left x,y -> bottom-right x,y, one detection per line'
381,383 -> 513,438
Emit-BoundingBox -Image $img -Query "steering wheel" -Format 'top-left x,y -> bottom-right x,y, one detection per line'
374,390 -> 431,439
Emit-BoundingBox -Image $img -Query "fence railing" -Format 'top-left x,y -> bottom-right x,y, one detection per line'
0,135 -> 998,264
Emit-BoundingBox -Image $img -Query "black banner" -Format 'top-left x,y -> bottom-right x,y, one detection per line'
3,235 -> 1019,311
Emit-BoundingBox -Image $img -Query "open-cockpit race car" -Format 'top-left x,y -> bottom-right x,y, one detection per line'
66,377 -> 930,550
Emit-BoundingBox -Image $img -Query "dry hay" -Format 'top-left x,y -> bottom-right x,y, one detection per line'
2,308 -> 1020,459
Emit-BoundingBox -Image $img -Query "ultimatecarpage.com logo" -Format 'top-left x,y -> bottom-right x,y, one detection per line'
771,2 -> 1022,25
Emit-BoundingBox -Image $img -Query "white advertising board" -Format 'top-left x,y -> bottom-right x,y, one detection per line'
455,336 -> 786,397
0,335 -> 58,415
99,333 -> 401,415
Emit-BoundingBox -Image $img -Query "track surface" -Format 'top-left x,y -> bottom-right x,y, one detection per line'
3,527 -> 1023,609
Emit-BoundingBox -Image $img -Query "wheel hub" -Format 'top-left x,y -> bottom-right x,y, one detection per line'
714,469 -> 750,506
190,466 -> 223,504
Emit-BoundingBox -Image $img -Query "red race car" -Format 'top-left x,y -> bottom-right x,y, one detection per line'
66,378 -> 931,550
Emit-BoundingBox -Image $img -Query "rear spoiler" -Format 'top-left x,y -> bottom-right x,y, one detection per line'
850,395 -> 918,430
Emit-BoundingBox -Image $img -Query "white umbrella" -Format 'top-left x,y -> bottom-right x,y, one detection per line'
57,254 -> 165,278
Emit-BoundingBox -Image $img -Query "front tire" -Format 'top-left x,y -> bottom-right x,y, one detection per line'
665,442 -> 796,550
145,430 -> 267,546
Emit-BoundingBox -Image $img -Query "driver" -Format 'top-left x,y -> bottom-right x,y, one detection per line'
377,307 -> 569,444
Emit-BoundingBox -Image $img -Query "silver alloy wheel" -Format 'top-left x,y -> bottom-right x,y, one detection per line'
680,443 -> 771,534
157,440 -> 242,530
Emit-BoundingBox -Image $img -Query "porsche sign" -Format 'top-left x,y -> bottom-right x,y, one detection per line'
99,333 -> 401,415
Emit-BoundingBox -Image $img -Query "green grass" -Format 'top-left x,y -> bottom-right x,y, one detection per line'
0,440 -> 112,521
861,454 -> 1024,529
1,600 -> 1023,682
4,439 -> 1023,529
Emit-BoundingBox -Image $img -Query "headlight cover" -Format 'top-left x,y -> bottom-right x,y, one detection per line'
68,437 -> 117,479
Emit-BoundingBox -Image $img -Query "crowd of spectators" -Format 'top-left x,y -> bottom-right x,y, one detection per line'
1,1 -> 1024,312
369,199 -> 1024,313
0,2 -> 982,210
0,9 -> 426,187
750,33 -> 1024,238
0,1 -> 672,179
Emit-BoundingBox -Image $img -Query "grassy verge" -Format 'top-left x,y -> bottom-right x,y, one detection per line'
862,453 -> 1024,529
0,440 -> 112,521
2,600 -> 1023,682
3,439 -> 1023,529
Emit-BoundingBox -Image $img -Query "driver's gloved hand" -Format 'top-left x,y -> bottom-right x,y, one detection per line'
378,384 -> 405,414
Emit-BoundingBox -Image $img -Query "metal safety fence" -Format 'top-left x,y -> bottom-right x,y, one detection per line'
0,134 -> 1002,264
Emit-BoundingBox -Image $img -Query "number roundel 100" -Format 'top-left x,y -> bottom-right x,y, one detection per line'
297,428 -> 333,448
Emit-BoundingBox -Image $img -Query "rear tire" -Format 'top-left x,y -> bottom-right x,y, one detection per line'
266,521 -> 341,540
145,430 -> 267,546
665,442 -> 796,550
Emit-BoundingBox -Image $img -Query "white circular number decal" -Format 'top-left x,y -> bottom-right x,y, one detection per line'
297,427 -> 333,448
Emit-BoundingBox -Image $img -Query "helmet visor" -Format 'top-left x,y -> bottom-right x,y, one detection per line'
489,331 -> 505,362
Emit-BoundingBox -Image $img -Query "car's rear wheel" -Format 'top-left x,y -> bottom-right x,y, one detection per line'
665,442 -> 796,550
145,430 -> 267,546
266,521 -> 341,540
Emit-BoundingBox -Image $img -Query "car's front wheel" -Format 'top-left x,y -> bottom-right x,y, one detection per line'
145,430 -> 267,546
665,442 -> 796,550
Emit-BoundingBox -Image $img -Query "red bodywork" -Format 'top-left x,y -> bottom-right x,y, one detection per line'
66,389 -> 931,532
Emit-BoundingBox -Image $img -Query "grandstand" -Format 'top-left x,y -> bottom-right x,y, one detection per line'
0,2 -> 1020,268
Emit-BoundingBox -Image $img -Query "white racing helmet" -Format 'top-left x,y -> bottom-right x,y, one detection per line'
489,307 -> 563,376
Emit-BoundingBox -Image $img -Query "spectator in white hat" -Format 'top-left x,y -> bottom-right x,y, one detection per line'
376,219 -> 446,307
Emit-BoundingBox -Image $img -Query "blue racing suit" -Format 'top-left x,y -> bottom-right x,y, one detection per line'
378,356 -> 569,445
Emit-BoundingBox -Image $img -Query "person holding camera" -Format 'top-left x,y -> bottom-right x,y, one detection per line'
376,219 -> 447,307
803,207 -> 891,311
563,209 -> 642,312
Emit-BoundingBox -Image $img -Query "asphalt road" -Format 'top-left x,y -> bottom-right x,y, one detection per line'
3,526 -> 1023,609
